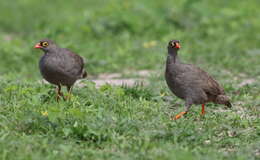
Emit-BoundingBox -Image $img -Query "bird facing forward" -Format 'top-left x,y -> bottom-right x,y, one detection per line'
34,39 -> 87,101
165,40 -> 232,120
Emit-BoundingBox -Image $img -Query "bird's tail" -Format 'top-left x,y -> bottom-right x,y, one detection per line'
215,95 -> 232,108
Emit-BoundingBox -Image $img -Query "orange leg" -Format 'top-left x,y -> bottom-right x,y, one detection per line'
172,111 -> 187,120
201,104 -> 205,115
171,101 -> 191,120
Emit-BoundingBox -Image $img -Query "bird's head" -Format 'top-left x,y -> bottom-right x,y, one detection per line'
34,39 -> 56,52
168,40 -> 181,50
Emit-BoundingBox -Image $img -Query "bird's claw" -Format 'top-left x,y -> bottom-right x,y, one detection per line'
171,111 -> 187,120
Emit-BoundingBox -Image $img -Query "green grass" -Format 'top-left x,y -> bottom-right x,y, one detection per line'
0,0 -> 260,159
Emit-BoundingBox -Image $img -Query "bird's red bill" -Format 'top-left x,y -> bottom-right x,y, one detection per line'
175,43 -> 181,49
34,43 -> 42,48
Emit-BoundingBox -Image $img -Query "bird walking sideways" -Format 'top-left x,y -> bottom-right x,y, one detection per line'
34,39 -> 87,101
165,40 -> 232,120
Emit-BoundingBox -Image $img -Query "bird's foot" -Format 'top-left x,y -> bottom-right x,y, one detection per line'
65,93 -> 72,100
56,93 -> 65,102
171,111 -> 187,120
56,95 -> 61,102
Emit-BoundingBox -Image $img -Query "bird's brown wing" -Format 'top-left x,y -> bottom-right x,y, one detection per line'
66,49 -> 84,66
62,48 -> 86,77
184,64 -> 225,96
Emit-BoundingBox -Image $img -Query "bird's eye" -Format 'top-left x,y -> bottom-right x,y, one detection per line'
171,42 -> 175,47
42,42 -> 49,47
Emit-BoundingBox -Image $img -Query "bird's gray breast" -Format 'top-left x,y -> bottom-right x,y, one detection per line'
39,53 -> 78,86
165,64 -> 187,100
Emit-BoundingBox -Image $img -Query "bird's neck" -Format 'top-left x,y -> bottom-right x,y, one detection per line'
42,46 -> 59,54
167,48 -> 180,65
